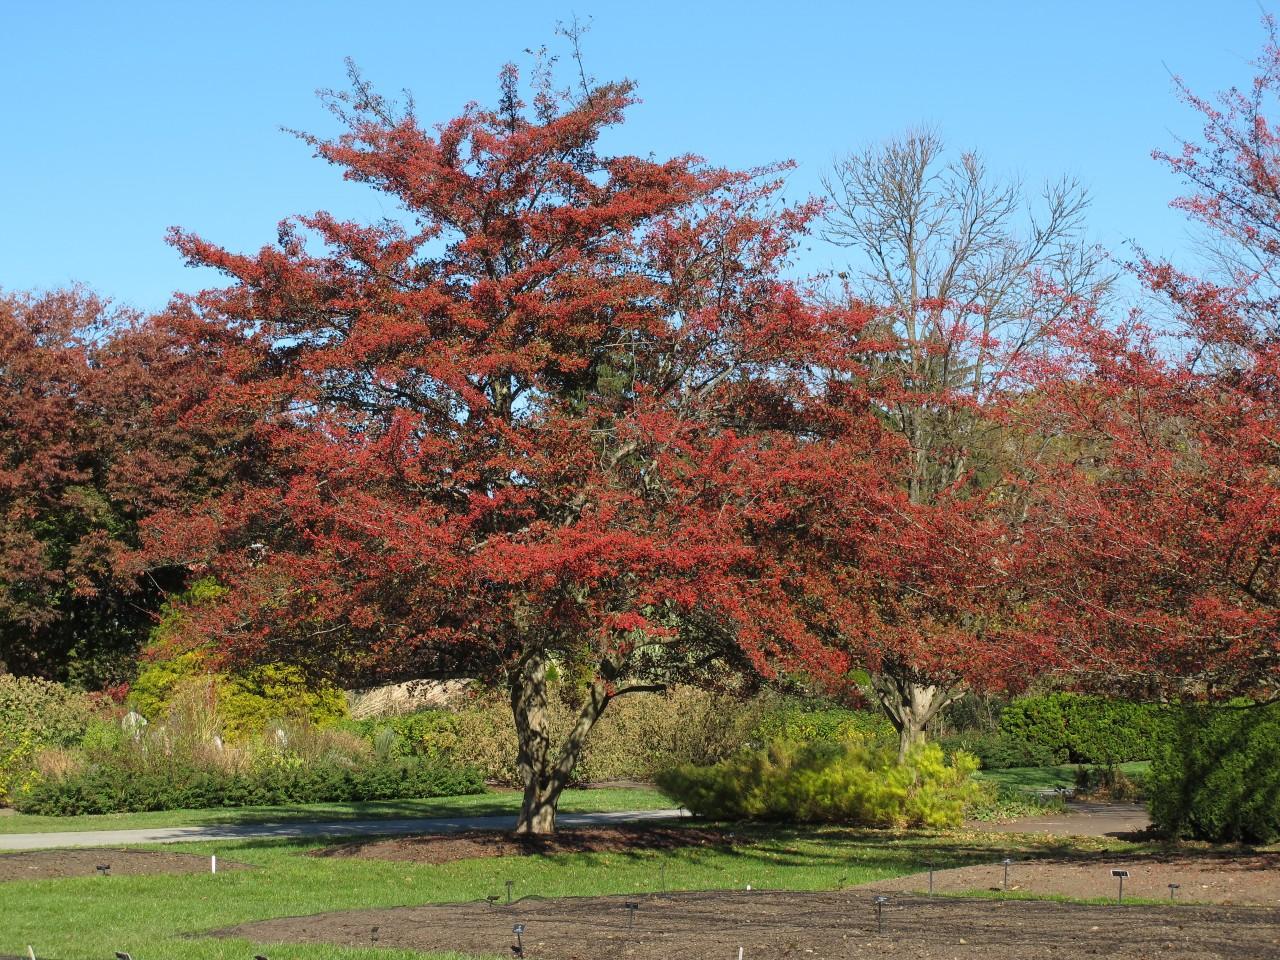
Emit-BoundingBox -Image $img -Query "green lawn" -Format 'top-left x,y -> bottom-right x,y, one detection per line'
975,762 -> 1151,793
0,786 -> 671,835
0,823 -> 1145,960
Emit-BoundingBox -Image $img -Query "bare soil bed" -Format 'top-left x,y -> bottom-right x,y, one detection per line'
312,824 -> 733,865
217,888 -> 1279,959
0,847 -> 247,882
865,852 -> 1280,906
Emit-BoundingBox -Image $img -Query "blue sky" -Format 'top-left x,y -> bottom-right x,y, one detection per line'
0,1 -> 1269,310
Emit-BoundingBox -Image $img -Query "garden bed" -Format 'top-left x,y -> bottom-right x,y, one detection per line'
0,847 -> 247,882
864,851 -> 1280,906
216,888 -> 1279,959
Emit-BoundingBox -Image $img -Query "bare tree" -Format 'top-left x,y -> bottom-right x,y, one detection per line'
823,129 -> 1111,756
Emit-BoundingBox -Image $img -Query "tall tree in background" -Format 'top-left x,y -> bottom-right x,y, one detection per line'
0,290 -> 202,685
821,130 -> 1109,754
1029,28 -> 1280,700
147,63 -> 888,833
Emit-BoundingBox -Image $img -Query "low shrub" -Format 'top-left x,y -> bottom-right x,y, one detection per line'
0,674 -> 96,804
13,756 -> 485,815
656,740 -> 980,829
1073,764 -> 1145,802
1147,700 -> 1280,844
965,781 -> 1069,822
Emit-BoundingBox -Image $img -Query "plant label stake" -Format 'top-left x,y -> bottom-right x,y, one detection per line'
874,895 -> 889,935
25,946 -> 35,960
96,864 -> 111,877
1111,869 -> 1129,904
211,854 -> 217,874
737,948 -> 743,960
505,879 -> 515,904
1001,858 -> 1012,891
1168,883 -> 1180,901
625,901 -> 639,929
512,922 -> 525,958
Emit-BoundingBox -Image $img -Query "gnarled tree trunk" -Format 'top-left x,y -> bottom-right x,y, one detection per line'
509,650 -> 613,835
873,671 -> 961,760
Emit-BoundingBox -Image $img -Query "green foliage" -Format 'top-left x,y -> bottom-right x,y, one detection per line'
0,674 -> 95,803
132,655 -> 347,742
348,686 -> 769,784
965,781 -> 1069,822
1148,700 -> 1280,844
996,693 -> 1171,766
752,704 -> 895,749
1072,763 -> 1145,802
0,673 -> 94,747
220,663 -> 348,739
132,579 -> 347,741
13,756 -> 485,815
656,740 -> 981,829
939,730 -> 1062,770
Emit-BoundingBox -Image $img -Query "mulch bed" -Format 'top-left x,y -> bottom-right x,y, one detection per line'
0,847 -> 248,882
312,824 -> 734,865
864,851 -> 1280,906
215,888 -> 1280,959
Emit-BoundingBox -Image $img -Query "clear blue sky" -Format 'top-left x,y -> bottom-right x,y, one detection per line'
0,1 -> 1269,311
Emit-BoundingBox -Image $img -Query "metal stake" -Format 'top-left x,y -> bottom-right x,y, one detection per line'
512,922 -> 525,958
1169,883 -> 1180,900
505,879 -> 515,904
928,861 -> 934,896
874,895 -> 888,935
1111,869 -> 1130,904
1001,858 -> 1012,891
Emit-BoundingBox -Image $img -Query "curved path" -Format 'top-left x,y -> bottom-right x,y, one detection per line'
966,801 -> 1150,837
0,807 -> 688,851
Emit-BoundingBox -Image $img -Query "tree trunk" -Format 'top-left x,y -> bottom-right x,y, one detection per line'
873,672 -> 960,761
509,650 -> 612,835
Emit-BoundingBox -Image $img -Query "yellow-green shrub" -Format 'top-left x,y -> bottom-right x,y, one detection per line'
656,740 -> 980,829
131,655 -> 347,742
0,674 -> 95,804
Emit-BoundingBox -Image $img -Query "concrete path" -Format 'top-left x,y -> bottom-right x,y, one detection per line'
0,807 -> 688,851
966,801 -> 1151,838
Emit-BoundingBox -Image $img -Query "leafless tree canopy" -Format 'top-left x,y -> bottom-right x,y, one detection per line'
823,128 -> 1111,503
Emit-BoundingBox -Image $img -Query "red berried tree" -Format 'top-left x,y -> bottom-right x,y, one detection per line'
147,64 -> 888,832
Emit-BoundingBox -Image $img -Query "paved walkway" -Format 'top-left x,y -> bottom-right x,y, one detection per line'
966,801 -> 1151,838
0,807 -> 688,851
0,801 -> 1149,852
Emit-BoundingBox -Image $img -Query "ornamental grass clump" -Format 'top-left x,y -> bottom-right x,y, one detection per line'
656,739 -> 980,829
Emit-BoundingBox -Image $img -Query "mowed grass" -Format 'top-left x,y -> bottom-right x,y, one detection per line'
0,822 -> 1145,960
975,762 -> 1151,793
0,786 -> 670,835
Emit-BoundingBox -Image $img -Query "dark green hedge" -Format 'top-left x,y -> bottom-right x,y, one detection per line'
995,693 -> 1172,766
938,730 -> 1062,770
1148,701 -> 1280,845
14,758 -> 485,816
